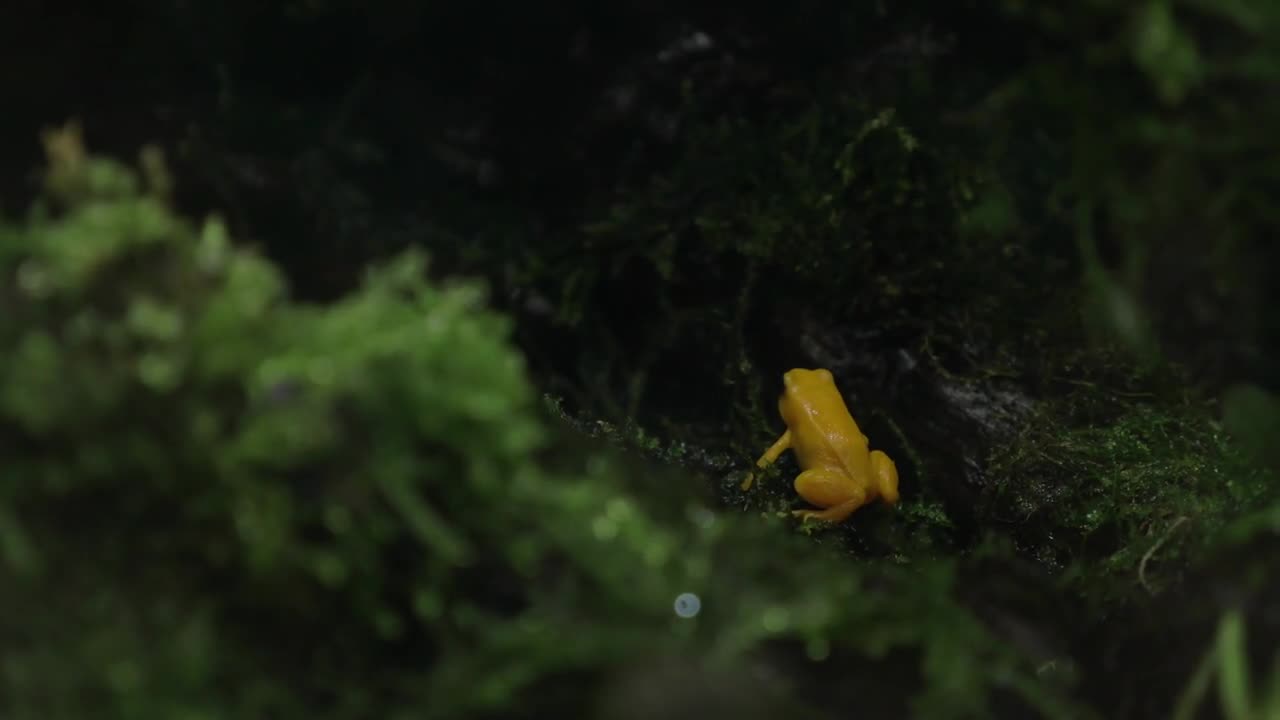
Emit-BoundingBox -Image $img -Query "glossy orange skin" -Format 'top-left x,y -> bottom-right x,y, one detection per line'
744,368 -> 900,523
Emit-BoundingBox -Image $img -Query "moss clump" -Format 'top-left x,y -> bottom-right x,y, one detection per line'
984,390 -> 1275,601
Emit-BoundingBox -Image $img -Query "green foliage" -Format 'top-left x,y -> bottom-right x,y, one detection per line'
954,0 -> 1280,622
0,132 -> 1092,719
1221,384 -> 1280,476
1174,609 -> 1280,720
982,0 -> 1280,380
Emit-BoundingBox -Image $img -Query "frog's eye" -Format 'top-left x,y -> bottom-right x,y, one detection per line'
818,369 -> 834,382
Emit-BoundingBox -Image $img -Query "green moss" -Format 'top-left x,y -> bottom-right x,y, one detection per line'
985,390 -> 1275,600
572,99 -> 986,331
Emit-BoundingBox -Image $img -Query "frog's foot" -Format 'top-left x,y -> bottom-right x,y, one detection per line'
791,499 -> 862,525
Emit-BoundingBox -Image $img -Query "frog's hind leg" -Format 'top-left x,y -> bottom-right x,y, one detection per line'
793,500 -> 862,525
742,429 -> 792,491
791,468 -> 866,524
871,450 -> 900,504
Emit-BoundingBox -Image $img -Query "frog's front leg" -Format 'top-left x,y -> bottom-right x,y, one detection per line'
741,429 -> 792,491
756,429 -> 792,468
791,468 -> 867,524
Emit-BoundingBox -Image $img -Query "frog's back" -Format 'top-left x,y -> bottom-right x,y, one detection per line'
785,384 -> 871,476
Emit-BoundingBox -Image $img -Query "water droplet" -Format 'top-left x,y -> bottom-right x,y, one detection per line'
673,592 -> 701,618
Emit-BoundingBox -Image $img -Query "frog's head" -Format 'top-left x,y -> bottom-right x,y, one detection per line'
782,368 -> 835,394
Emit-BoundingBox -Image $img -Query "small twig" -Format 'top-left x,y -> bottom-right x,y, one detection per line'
1138,515 -> 1190,594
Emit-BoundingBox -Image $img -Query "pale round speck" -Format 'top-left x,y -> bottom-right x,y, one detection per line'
673,592 -> 701,618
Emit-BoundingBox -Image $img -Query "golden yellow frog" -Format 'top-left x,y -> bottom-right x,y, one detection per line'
743,368 -> 900,523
